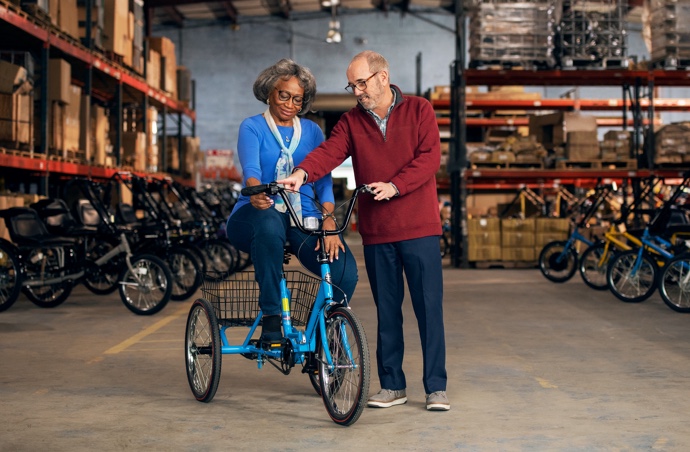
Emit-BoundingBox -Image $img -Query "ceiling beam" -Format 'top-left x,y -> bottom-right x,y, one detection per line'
217,1 -> 238,22
163,6 -> 185,26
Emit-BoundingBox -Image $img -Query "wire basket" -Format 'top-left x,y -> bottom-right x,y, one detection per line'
201,271 -> 321,327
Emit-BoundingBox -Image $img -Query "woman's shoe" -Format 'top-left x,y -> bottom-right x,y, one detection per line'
259,315 -> 282,349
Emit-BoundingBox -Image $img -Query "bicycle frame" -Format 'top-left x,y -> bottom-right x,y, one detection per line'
217,183 -> 364,372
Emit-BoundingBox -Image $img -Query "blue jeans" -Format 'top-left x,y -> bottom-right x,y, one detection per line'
226,204 -> 358,316
363,236 -> 447,394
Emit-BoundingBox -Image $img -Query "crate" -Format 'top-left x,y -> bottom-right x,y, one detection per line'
201,271 -> 321,327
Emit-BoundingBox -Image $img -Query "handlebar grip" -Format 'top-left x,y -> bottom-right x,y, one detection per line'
241,184 -> 271,196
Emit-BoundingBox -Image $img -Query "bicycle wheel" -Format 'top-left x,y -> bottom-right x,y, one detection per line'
22,247 -> 72,308
318,307 -> 370,426
439,234 -> 449,258
659,253 -> 690,313
83,240 -> 121,295
22,282 -> 72,308
118,254 -> 173,315
168,247 -> 203,301
202,239 -> 236,274
607,249 -> 658,303
0,242 -> 22,312
579,242 -> 613,291
185,298 -> 222,402
538,241 -> 578,283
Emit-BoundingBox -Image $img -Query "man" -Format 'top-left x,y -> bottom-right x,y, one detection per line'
278,50 -> 449,411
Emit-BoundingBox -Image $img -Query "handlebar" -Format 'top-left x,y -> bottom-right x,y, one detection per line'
241,182 -> 372,236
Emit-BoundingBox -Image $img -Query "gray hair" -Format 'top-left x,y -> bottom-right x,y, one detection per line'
253,58 -> 317,114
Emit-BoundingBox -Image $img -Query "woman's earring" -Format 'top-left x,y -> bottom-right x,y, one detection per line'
267,99 -> 270,105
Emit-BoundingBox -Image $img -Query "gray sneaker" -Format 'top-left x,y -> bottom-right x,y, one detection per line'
426,391 -> 450,411
367,389 -> 407,408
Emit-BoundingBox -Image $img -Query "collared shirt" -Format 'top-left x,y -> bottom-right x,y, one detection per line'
366,88 -> 396,138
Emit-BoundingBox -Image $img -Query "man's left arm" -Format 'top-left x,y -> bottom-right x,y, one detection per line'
388,100 -> 441,197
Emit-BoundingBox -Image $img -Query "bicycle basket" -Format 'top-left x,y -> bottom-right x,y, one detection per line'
201,270 -> 321,327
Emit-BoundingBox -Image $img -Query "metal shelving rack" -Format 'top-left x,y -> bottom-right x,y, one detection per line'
444,62 -> 690,268
0,1 -> 195,191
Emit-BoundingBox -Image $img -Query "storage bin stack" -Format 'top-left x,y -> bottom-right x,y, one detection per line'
647,0 -> 690,67
468,0 -> 561,69
558,0 -> 628,68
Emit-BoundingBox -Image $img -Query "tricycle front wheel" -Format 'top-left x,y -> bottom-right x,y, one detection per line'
185,298 -> 222,402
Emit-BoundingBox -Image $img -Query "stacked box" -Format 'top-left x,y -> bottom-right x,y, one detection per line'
467,218 -> 502,261
529,111 -> 598,152
535,218 -> 570,255
0,60 -> 32,146
654,122 -> 690,163
102,0 -> 129,58
501,218 -> 536,261
63,84 -> 81,156
600,130 -> 633,160
646,0 -> 690,65
121,131 -> 146,171
566,131 -> 600,160
148,37 -> 177,99
469,0 -> 559,68
558,0 -> 628,68
146,106 -> 159,172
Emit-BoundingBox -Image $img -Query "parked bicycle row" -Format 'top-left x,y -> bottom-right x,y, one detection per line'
539,171 -> 690,313
0,172 -> 249,314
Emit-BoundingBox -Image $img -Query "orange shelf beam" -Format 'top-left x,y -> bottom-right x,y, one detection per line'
436,117 -> 659,127
432,98 -> 690,112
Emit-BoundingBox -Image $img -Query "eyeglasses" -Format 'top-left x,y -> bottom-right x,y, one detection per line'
344,72 -> 379,94
275,89 -> 304,106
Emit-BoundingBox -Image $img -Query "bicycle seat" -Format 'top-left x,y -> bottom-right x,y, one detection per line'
0,207 -> 77,247
31,198 -> 98,236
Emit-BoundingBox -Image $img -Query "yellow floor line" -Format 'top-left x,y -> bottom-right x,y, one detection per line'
104,304 -> 189,355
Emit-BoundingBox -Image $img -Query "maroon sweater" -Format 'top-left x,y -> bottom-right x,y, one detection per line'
299,85 -> 442,245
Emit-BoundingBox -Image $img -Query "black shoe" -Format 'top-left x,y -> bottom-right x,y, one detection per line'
259,315 -> 282,349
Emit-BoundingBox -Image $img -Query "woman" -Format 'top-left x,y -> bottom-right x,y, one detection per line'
226,59 -> 358,346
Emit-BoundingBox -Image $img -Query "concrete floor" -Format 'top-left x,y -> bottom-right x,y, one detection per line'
2,235 -> 690,451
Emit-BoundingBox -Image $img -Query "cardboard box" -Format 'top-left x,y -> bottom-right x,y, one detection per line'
502,247 -> 536,261
48,59 -> 71,104
122,131 -> 146,171
64,85 -> 81,153
0,92 -> 31,143
102,0 -> 128,56
468,245 -> 502,262
535,218 -> 570,233
468,231 -> 502,249
0,61 -> 28,94
529,112 -> 598,150
501,218 -> 536,233
467,217 -> 501,234
92,105 -> 109,165
502,231 -> 536,247
566,130 -> 600,160
536,232 -> 569,247
148,36 -> 177,99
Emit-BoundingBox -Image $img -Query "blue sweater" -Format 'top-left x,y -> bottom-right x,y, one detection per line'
230,114 -> 334,219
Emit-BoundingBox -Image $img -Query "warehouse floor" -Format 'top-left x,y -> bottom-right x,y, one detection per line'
2,235 -> 690,451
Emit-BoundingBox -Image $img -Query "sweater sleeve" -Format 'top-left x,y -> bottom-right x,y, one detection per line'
389,99 -> 441,196
298,115 -> 352,182
237,118 -> 263,183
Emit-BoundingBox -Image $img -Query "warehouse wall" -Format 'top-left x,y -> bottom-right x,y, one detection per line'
155,15 -> 690,160
155,12 -> 456,153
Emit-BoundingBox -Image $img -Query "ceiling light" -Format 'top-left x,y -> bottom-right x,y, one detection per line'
326,20 -> 341,44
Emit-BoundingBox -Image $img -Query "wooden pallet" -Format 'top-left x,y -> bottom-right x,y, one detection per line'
471,160 -> 544,170
555,159 -> 637,169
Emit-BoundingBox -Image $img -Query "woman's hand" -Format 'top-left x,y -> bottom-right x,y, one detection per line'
246,177 -> 274,210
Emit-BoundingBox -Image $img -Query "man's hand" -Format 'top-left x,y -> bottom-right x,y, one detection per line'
366,181 -> 397,201
277,169 -> 306,192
